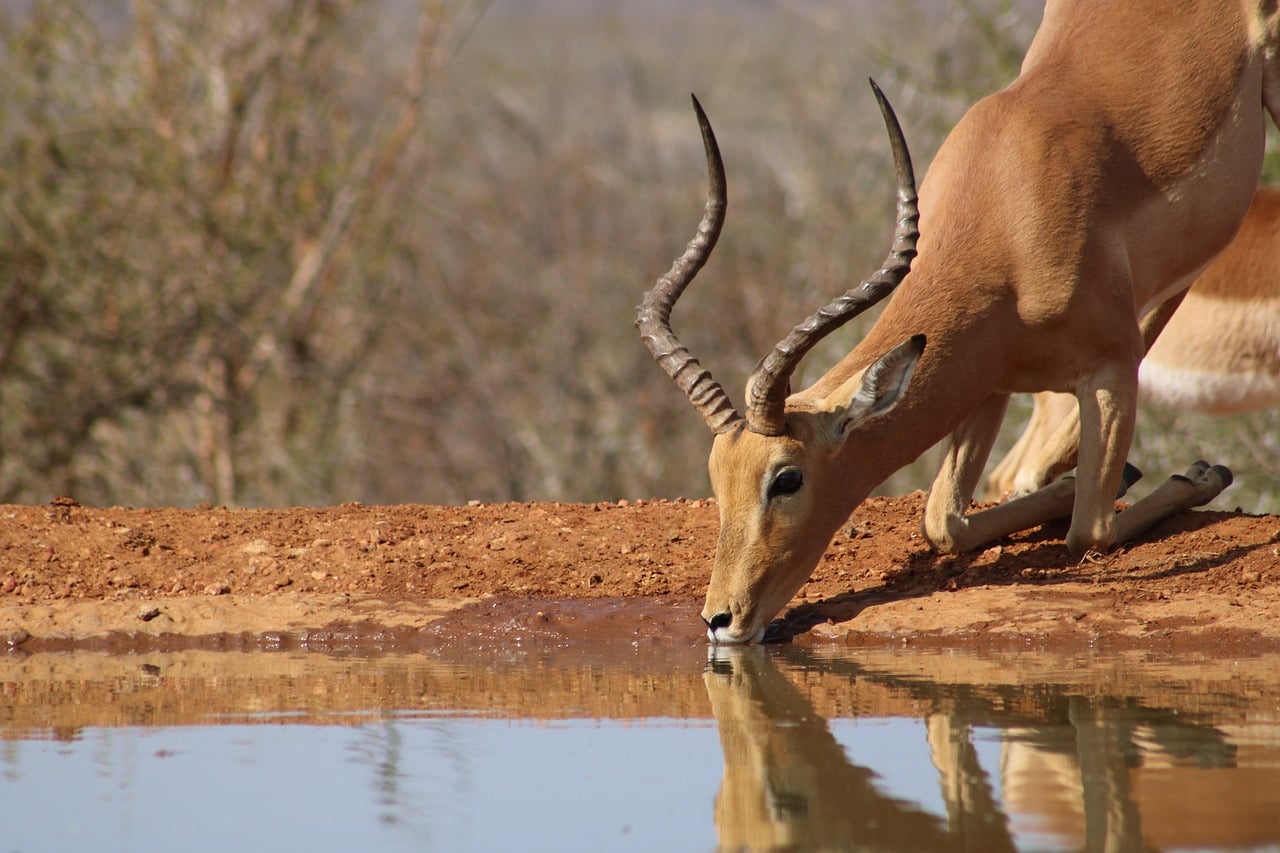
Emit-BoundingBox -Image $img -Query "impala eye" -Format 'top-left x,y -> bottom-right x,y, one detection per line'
768,467 -> 804,500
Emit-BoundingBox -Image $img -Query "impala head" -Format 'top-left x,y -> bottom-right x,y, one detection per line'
637,80 -> 922,643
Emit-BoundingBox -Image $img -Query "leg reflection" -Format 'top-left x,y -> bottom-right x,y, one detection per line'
704,646 -> 976,851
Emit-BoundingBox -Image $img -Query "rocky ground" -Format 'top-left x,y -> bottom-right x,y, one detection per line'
1,491 -> 1278,653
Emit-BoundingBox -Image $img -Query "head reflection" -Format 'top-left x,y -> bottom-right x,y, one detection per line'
703,646 -> 968,852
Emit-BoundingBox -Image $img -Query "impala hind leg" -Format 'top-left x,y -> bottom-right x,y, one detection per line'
985,391 -> 1076,499
1008,397 -> 1081,495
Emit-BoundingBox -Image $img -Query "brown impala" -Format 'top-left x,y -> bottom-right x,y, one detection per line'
988,187 -> 1280,500
639,1 -> 1280,643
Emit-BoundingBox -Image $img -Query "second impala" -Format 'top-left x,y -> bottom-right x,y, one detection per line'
639,1 -> 1280,643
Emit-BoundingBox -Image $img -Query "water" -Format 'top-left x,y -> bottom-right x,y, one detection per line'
2,641 -> 1278,852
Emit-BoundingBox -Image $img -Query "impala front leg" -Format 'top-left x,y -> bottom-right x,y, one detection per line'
923,366 -> 1140,556
1065,364 -> 1137,556
993,292 -> 1188,498
922,393 -> 1010,553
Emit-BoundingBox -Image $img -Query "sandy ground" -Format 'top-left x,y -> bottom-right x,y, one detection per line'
1,491 -> 1278,653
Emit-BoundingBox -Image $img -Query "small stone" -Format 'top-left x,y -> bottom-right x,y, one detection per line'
203,582 -> 231,596
4,630 -> 31,648
241,539 -> 272,555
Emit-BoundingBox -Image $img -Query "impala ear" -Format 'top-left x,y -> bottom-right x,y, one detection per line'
838,334 -> 925,433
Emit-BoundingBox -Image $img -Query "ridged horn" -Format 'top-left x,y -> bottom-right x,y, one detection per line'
744,79 -> 920,436
636,94 -> 745,434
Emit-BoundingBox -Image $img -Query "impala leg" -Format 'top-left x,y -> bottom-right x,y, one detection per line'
996,293 -> 1187,500
1064,365 -> 1138,556
985,391 -> 1073,499
1113,460 -> 1232,542
937,472 -> 1080,553
922,393 -> 1010,553
1022,400 -> 1080,492
1003,392 -> 1080,496
924,366 -> 1139,554
955,458 -> 1151,551
925,391 -> 1103,553
922,456 -> 1218,558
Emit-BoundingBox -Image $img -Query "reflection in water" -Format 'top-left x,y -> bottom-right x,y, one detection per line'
705,647 -> 997,851
926,713 -> 1015,851
349,722 -> 405,825
999,700 -> 1270,851
703,647 -> 1280,851
1,644 -> 1279,851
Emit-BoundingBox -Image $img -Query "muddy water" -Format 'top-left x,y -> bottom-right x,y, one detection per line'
2,611 -> 1279,851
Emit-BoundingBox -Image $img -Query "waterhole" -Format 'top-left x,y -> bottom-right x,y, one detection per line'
2,608 -> 1278,851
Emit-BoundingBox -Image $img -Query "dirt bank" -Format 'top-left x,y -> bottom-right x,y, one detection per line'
1,493 -> 1278,652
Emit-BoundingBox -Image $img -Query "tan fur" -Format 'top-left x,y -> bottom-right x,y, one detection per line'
705,649 -> 962,848
693,0 -> 1280,644
989,187 -> 1280,499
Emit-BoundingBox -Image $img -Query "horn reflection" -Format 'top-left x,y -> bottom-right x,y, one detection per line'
703,647 -> 970,851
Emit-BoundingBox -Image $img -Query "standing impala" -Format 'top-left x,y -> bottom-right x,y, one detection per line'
640,1 -> 1280,644
988,187 -> 1280,499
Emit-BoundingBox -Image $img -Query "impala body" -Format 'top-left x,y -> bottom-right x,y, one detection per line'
641,0 -> 1280,643
990,187 -> 1280,498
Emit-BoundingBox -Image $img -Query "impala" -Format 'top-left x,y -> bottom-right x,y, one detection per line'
639,1 -> 1280,644
989,186 -> 1280,498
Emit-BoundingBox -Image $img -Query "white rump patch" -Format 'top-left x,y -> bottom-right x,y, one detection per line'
1139,360 -> 1280,415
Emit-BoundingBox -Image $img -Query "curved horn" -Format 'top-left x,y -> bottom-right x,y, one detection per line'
636,94 -> 745,434
744,79 -> 920,436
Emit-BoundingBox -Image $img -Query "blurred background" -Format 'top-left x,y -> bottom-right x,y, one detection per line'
2,0 -> 1277,510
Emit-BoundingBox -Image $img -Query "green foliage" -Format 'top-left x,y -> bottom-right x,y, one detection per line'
1263,124 -> 1280,187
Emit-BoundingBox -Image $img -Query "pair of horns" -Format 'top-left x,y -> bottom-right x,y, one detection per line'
636,79 -> 919,436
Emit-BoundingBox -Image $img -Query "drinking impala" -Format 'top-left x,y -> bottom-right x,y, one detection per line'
639,1 -> 1280,643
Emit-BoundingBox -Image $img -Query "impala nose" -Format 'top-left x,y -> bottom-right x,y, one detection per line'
704,612 -> 732,632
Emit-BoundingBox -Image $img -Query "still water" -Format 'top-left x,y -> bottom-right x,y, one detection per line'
2,639 -> 1279,852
